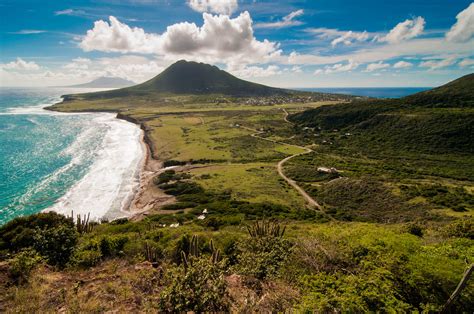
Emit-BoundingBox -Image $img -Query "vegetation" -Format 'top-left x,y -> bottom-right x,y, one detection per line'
2,66 -> 472,311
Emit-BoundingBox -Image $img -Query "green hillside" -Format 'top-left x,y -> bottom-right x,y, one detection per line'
289,73 -> 474,154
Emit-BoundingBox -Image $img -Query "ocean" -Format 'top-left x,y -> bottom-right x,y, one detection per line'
297,87 -> 431,98
0,87 -> 144,225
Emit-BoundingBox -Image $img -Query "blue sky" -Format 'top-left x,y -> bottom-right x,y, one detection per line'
1,0 -> 473,87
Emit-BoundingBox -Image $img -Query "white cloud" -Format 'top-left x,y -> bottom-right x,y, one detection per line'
228,64 -> 281,78
54,9 -> 85,15
331,30 -> 369,47
419,57 -> 457,70
393,60 -> 413,69
288,38 -> 473,66
365,61 -> 390,72
380,16 -> 425,44
80,13 -> 280,66
10,30 -> 46,35
55,9 -> 74,15
187,0 -> 238,15
458,58 -> 474,67
255,9 -> 304,28
80,16 -> 161,53
446,3 -> 474,42
1,58 -> 40,71
307,28 -> 373,46
323,60 -> 359,74
291,65 -> 303,73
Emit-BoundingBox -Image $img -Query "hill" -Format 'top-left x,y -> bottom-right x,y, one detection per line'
66,77 -> 135,88
404,73 -> 474,107
289,73 -> 474,154
63,60 -> 290,100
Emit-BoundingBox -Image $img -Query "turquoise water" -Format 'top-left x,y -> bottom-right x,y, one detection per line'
0,88 -> 144,225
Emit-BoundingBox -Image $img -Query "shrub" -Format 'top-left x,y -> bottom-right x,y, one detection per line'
444,219 -> 474,239
69,249 -> 102,268
407,224 -> 424,237
33,224 -> 78,267
8,248 -> 43,284
160,256 -> 229,312
0,212 -> 74,252
235,221 -> 292,280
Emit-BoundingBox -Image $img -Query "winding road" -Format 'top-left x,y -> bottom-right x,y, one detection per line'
241,108 -> 322,210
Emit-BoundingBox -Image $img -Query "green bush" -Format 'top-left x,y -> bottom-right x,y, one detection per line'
443,219 -> 474,239
8,248 -> 43,284
0,212 -> 74,252
69,249 -> 102,268
235,221 -> 292,280
33,224 -> 78,267
160,256 -> 229,312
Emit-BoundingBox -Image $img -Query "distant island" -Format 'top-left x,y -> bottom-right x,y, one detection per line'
64,76 -> 135,88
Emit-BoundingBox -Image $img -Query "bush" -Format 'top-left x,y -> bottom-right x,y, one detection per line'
160,256 -> 229,312
444,219 -> 474,239
8,249 -> 43,284
33,224 -> 78,267
69,249 -> 102,268
407,224 -> 424,237
235,221 -> 292,280
0,212 -> 74,252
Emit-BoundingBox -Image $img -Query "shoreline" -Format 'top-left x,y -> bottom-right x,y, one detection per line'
116,113 -> 176,219
42,100 -> 167,221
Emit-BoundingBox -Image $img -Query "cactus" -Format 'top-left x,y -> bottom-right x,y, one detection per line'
144,241 -> 161,265
246,220 -> 286,238
180,236 -> 221,273
69,211 -> 95,234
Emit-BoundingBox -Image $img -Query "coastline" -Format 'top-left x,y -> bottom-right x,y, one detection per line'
116,113 -> 176,219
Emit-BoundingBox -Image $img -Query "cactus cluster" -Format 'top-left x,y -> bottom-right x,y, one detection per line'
143,241 -> 161,265
69,211 -> 94,234
181,235 -> 221,272
246,220 -> 286,238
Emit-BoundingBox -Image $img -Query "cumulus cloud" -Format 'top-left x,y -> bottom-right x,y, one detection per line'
419,57 -> 457,70
393,60 -> 413,68
364,61 -> 390,72
380,16 -> 425,44
79,13 -> 280,66
458,58 -> 474,67
1,58 -> 40,71
255,9 -> 304,28
80,16 -> 161,53
446,3 -> 474,42
187,0 -> 238,15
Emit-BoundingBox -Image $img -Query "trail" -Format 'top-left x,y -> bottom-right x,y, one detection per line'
240,108 -> 322,210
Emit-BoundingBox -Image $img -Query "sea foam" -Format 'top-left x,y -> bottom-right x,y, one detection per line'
47,113 -> 145,221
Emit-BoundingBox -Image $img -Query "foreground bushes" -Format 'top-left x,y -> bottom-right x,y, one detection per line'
0,212 -> 77,267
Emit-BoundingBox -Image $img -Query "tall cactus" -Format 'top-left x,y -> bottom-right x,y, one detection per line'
246,220 -> 286,238
181,236 -> 221,273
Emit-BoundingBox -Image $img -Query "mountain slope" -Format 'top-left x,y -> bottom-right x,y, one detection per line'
67,77 -> 135,88
290,73 -> 474,154
404,73 -> 474,107
65,60 -> 289,100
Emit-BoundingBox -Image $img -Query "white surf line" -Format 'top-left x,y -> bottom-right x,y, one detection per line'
3,97 -> 146,222
46,113 -> 146,222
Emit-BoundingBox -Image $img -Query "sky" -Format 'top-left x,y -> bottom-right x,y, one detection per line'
0,0 -> 473,87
